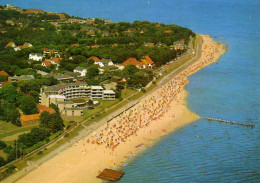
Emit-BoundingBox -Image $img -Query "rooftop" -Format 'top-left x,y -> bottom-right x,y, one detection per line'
103,90 -> 115,94
91,85 -> 103,90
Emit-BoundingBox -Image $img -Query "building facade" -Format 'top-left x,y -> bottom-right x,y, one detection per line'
40,83 -> 115,116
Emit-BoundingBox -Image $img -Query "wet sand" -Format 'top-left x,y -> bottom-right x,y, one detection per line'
16,35 -> 226,183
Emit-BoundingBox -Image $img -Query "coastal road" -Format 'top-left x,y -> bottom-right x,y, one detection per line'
3,35 -> 203,183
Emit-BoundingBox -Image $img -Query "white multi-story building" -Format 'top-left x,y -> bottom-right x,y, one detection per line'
40,83 -> 115,116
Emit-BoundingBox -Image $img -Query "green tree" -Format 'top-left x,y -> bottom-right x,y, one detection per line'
40,111 -> 51,128
0,100 -> 20,125
28,90 -> 40,103
86,78 -> 99,85
87,99 -> 94,109
72,55 -> 86,64
0,141 -> 7,149
40,112 -> 64,133
49,103 -> 59,114
86,65 -> 99,78
0,84 -> 17,103
0,156 -> 6,167
17,128 -> 50,149
0,75 -> 8,82
20,95 -> 38,115
40,76 -> 58,86
122,65 -> 139,77
19,79 -> 41,93
48,113 -> 64,133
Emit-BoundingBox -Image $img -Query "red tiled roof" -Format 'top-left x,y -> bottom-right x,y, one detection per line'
58,13 -> 66,19
20,113 -> 40,123
27,9 -> 44,14
0,70 -> 9,76
52,57 -> 62,63
72,44 -> 79,47
164,30 -> 172,34
88,56 -> 100,62
42,48 -> 49,51
144,55 -> 155,66
122,58 -> 142,66
0,82 -> 9,88
20,104 -> 55,124
43,60 -> 52,66
5,42 -> 15,48
37,104 -> 55,114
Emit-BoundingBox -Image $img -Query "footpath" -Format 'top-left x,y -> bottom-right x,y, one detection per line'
3,35 -> 202,183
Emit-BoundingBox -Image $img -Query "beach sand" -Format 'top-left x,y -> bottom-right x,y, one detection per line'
16,35 -> 226,183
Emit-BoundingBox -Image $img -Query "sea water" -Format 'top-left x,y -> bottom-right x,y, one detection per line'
2,0 -> 259,182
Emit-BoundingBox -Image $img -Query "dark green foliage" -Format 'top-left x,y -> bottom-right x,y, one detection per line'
72,55 -> 86,64
86,65 -> 99,78
87,99 -> 94,109
39,111 -> 51,129
116,82 -> 125,91
4,165 -> 16,175
3,146 -> 13,154
19,95 -> 38,115
0,75 -> 8,82
49,103 -> 60,114
0,141 -> 7,149
0,156 -> 6,167
40,76 -> 58,86
86,78 -> 99,85
7,146 -> 22,163
28,90 -> 40,103
17,127 -> 50,149
114,90 -> 122,98
19,79 -> 42,93
40,112 -> 64,133
0,84 -> 17,103
123,65 -> 139,77
0,100 -> 20,125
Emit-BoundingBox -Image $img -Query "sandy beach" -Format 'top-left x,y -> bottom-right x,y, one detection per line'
15,35 -> 226,183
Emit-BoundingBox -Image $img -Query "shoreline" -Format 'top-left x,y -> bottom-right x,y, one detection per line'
12,34 -> 226,183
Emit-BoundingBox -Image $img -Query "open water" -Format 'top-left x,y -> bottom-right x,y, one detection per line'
2,0 -> 260,182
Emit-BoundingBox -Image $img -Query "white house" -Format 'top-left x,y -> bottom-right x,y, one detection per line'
73,66 -> 87,76
14,47 -> 21,51
114,64 -> 124,70
94,58 -> 114,68
29,53 -> 43,61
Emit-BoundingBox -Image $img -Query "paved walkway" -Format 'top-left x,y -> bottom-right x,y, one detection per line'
3,35 -> 202,183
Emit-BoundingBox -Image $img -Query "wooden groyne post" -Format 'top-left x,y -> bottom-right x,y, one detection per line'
202,117 -> 255,127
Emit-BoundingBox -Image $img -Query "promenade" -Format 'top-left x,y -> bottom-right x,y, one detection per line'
3,34 -> 227,183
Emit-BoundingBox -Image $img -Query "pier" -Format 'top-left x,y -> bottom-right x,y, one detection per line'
202,117 -> 255,127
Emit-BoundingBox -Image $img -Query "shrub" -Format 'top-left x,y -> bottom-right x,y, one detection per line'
0,141 -> 7,150
37,151 -> 43,155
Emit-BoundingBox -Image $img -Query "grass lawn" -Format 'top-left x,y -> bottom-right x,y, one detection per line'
0,121 -> 20,134
121,88 -> 137,99
27,125 -> 84,162
0,121 -> 36,140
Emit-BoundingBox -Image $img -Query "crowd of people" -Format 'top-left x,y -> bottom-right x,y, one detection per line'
86,36 -> 223,150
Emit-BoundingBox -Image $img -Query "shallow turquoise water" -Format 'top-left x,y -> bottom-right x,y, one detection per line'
2,0 -> 260,182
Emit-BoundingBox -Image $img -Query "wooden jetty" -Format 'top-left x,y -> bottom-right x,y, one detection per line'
97,168 -> 125,181
202,117 -> 255,127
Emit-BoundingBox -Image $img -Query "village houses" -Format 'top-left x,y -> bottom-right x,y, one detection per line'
29,53 -> 43,61
73,66 -> 87,76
